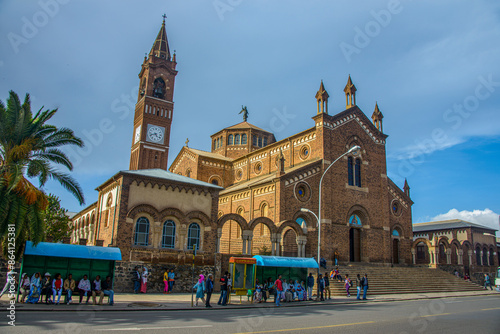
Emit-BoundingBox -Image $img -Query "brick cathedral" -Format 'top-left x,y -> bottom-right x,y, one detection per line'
71,18 -> 414,270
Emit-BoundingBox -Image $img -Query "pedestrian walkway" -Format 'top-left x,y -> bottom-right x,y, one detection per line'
2,289 -> 497,312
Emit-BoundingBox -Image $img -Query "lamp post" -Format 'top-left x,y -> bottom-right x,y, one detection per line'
301,145 -> 361,274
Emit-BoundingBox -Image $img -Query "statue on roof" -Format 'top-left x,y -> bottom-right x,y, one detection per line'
239,105 -> 249,122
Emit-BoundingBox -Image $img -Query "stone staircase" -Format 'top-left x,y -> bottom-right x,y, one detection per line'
326,264 -> 485,296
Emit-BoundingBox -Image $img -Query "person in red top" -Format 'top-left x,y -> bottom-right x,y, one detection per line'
274,275 -> 283,307
52,273 -> 63,305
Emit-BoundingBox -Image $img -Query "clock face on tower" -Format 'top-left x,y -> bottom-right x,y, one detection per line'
146,124 -> 165,144
134,125 -> 141,144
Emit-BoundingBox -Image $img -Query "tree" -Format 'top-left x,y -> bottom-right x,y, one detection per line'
44,194 -> 71,242
0,91 -> 85,259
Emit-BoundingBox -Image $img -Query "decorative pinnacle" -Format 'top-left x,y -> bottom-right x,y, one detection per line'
162,14 -> 167,23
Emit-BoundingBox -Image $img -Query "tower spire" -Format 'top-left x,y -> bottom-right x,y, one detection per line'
344,75 -> 357,109
315,80 -> 329,114
403,178 -> 410,197
149,15 -> 171,60
371,102 -> 384,132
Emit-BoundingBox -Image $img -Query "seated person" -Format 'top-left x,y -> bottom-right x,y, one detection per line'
92,275 -> 104,305
40,273 -> 52,304
101,276 -> 114,306
19,273 -> 31,303
78,275 -> 92,304
52,273 -> 64,305
253,284 -> 262,303
64,274 -> 76,305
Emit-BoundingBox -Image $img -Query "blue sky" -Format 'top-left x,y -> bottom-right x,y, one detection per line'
1,0 -> 499,232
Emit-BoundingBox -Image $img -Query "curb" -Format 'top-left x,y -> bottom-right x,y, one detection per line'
2,291 -> 497,312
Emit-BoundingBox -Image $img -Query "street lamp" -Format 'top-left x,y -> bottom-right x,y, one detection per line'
301,145 -> 361,274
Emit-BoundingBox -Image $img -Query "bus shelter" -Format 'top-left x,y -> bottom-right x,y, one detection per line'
20,241 -> 122,285
253,255 -> 318,284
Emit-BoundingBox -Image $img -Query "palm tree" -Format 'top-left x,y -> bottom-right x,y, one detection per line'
0,91 -> 85,259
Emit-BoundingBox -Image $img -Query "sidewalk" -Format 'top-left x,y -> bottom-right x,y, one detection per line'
1,290 -> 497,312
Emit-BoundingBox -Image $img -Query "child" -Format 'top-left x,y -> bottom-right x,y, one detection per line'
344,274 -> 351,297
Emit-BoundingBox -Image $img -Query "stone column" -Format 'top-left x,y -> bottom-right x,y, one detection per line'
411,248 -> 416,265
487,251 -> 490,266
446,249 -> 451,265
242,237 -> 247,255
275,235 -> 282,256
247,236 -> 253,255
468,250 -> 473,266
297,236 -> 308,258
430,251 -> 435,264
216,228 -> 223,253
271,237 -> 276,255
458,249 -> 463,265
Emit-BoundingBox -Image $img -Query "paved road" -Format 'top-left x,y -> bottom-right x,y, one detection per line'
2,295 -> 499,333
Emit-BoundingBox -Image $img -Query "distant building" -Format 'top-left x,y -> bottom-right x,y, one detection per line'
412,220 -> 498,278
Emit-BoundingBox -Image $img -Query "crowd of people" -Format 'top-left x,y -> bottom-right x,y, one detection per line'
0,272 -> 115,305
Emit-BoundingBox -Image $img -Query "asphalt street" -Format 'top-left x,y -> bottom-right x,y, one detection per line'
2,295 -> 499,333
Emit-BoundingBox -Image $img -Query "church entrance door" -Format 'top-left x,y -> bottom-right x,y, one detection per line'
392,239 -> 399,264
349,228 -> 361,262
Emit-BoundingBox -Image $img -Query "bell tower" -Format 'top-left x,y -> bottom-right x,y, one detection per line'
129,15 -> 178,171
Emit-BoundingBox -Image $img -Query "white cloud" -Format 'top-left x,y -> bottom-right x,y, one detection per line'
431,208 -> 500,236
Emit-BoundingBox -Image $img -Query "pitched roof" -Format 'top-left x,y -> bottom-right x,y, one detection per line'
225,121 -> 270,132
413,219 -> 497,233
187,147 -> 234,162
120,169 -> 222,189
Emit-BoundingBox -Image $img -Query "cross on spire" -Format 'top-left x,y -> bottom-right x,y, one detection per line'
162,14 -> 167,22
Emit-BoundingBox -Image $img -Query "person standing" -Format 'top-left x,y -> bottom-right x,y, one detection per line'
19,273 -> 31,303
140,267 -> 148,293
227,273 -> 232,304
356,274 -> 362,300
102,276 -> 115,306
484,273 -> 493,290
274,274 -> 283,307
344,274 -> 351,297
162,269 -> 169,294
78,274 -> 91,304
52,273 -> 63,305
217,271 -> 228,306
362,274 -> 369,300
324,272 -> 331,300
306,273 -> 314,301
317,274 -> 325,301
334,251 -> 339,266
64,273 -> 76,305
193,274 -> 206,306
133,266 -> 141,294
168,269 -> 175,293
205,274 -> 214,308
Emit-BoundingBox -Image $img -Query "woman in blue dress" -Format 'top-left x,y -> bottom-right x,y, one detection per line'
193,274 -> 205,306
26,272 -> 42,304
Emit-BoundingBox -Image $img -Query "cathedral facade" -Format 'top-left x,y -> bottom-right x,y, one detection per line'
71,18 -> 414,271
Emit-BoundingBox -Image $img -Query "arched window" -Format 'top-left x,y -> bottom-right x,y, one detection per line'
252,135 -> 257,146
134,217 -> 150,246
228,134 -> 234,145
187,223 -> 200,250
349,214 -> 362,226
161,220 -> 176,248
475,246 -> 481,265
242,134 -> 247,145
213,140 -> 217,150
489,248 -> 494,266
392,229 -> 400,237
263,137 -> 268,146
235,134 -> 240,145
186,169 -> 191,178
348,157 -> 354,186
258,137 -> 262,147
355,158 -> 361,187
482,247 -> 488,266
220,136 -> 223,147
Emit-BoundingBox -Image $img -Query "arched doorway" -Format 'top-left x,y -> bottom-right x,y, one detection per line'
392,229 -> 400,264
282,229 -> 298,257
415,241 -> 430,265
349,228 -> 361,262
438,242 -> 447,264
